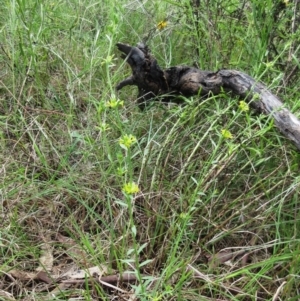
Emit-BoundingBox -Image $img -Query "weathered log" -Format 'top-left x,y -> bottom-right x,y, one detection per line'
116,42 -> 300,151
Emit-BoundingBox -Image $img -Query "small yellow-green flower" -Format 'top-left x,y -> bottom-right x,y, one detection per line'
179,212 -> 189,220
101,54 -> 115,66
283,0 -> 289,5
221,129 -> 233,139
264,61 -> 274,69
122,182 -> 140,194
119,134 -> 137,149
150,293 -> 163,301
98,122 -> 110,132
105,97 -> 124,109
253,93 -> 260,100
117,166 -> 127,176
238,100 -> 249,112
157,20 -> 167,30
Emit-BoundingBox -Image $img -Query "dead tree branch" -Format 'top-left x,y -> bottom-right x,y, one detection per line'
116,42 -> 300,151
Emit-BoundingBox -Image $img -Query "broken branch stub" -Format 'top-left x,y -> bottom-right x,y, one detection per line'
116,42 -> 169,105
116,42 -> 300,151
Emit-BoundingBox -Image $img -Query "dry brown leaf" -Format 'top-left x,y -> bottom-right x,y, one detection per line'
208,249 -> 246,268
208,250 -> 234,267
9,269 -> 53,284
9,269 -> 38,281
36,243 -> 53,272
56,233 -> 87,263
8,270 -> 54,284
62,265 -> 109,279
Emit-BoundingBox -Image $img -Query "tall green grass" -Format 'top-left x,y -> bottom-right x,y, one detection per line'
1,0 -> 300,300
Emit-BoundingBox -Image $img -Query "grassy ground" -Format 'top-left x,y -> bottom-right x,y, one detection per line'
1,0 -> 300,300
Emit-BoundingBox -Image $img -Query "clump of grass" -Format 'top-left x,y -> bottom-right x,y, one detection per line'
1,0 -> 300,300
